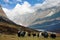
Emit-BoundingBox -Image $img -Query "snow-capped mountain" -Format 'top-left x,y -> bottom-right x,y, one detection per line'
2,4 -> 52,26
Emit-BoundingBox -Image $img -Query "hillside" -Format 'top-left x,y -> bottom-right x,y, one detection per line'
0,16 -> 40,35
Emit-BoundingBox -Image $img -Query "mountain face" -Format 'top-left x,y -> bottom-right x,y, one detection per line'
0,5 -> 7,17
29,10 -> 60,33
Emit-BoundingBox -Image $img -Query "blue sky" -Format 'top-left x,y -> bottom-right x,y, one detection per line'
0,0 -> 45,9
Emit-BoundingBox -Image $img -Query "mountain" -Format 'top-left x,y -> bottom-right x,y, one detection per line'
0,5 -> 7,17
0,15 -> 40,34
29,19 -> 60,33
3,4 -> 59,26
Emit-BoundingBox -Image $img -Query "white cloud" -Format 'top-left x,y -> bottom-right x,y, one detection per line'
13,1 -> 34,15
34,0 -> 60,10
33,0 -> 60,17
4,0 -> 9,3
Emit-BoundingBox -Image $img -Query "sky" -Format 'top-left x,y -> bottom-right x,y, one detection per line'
0,0 -> 45,9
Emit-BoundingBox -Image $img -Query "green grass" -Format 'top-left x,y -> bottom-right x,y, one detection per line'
0,34 -> 60,40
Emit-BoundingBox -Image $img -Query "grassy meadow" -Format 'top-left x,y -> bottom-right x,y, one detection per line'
0,33 -> 60,40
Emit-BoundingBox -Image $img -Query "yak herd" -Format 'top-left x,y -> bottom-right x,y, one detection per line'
17,31 -> 56,39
